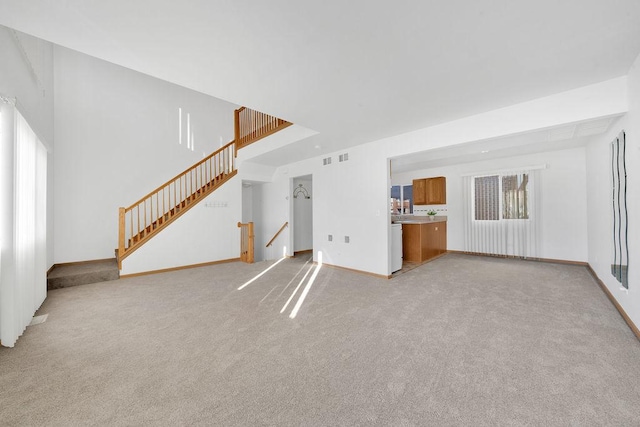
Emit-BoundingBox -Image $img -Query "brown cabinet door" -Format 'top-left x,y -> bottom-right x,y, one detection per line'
421,223 -> 438,260
402,223 -> 422,263
425,177 -> 446,204
413,178 -> 427,205
422,222 -> 447,260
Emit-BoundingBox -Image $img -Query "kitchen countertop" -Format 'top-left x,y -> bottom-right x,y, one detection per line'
393,216 -> 447,224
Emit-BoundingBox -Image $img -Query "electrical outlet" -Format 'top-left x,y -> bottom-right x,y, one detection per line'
344,236 -> 350,243
328,234 -> 333,242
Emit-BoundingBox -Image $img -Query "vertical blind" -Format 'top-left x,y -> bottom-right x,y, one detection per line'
464,170 -> 538,258
0,105 -> 47,347
474,175 -> 500,220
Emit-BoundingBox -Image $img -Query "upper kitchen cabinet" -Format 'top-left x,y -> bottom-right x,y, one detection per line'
426,176 -> 446,204
413,176 -> 446,205
412,178 -> 427,205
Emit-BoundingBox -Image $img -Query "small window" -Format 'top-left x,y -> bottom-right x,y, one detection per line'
390,184 -> 413,214
474,173 -> 529,221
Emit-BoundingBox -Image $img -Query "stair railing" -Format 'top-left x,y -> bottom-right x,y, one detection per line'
237,222 -> 255,263
235,107 -> 293,152
266,222 -> 289,248
117,140 -> 237,267
117,106 -> 292,270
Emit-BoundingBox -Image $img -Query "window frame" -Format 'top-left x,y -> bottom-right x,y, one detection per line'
390,184 -> 413,215
472,173 -> 530,222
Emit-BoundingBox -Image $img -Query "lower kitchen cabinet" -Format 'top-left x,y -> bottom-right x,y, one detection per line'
402,221 -> 447,263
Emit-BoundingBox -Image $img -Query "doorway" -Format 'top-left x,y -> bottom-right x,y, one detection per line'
292,175 -> 313,255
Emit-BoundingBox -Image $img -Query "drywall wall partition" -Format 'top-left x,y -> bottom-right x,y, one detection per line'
256,144 -> 391,275
586,52 -> 640,330
53,46 -> 239,264
392,147 -> 589,262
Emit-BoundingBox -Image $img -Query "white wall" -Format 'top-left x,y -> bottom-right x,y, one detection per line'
0,26 -> 54,268
586,51 -> 640,329
241,184 -> 253,223
53,46 -> 239,263
393,147 -> 589,262
257,144 -> 391,274
255,78 -> 626,277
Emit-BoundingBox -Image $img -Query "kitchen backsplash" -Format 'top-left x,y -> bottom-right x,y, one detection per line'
413,205 -> 448,216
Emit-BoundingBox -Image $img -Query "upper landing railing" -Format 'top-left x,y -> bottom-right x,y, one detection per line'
235,107 -> 292,152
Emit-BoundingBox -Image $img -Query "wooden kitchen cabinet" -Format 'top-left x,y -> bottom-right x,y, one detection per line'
425,177 -> 446,204
412,178 -> 427,205
402,221 -> 447,263
412,176 -> 446,205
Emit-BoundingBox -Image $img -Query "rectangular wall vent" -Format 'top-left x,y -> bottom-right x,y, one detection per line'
323,157 -> 332,166
339,153 -> 349,162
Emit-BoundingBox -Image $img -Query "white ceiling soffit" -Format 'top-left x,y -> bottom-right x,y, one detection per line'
390,116 -> 619,173
1,1 -> 639,166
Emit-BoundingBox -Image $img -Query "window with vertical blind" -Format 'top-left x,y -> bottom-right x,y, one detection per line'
0,104 -> 48,348
474,173 -> 529,221
464,169 -> 539,258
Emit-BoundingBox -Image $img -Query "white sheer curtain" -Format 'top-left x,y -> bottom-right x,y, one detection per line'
463,168 -> 540,258
0,104 -> 47,347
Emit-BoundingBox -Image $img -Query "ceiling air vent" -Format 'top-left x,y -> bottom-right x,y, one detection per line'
323,157 -> 332,166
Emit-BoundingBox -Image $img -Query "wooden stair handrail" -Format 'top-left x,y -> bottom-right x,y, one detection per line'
125,140 -> 236,210
266,222 -> 288,247
117,140 -> 237,268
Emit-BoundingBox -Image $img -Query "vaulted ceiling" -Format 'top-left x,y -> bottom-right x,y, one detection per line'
2,1 -> 640,166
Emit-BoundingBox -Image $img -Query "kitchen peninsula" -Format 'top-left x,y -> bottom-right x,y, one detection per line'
394,217 -> 447,263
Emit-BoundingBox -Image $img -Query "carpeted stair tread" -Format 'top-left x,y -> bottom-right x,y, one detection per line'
47,259 -> 119,290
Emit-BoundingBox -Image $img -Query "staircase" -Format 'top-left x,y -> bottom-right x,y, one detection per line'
116,107 -> 291,269
47,259 -> 119,290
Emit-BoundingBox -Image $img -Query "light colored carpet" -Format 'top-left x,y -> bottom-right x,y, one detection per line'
1,253 -> 639,426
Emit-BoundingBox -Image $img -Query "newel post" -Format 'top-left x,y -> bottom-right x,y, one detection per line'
248,222 -> 255,264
